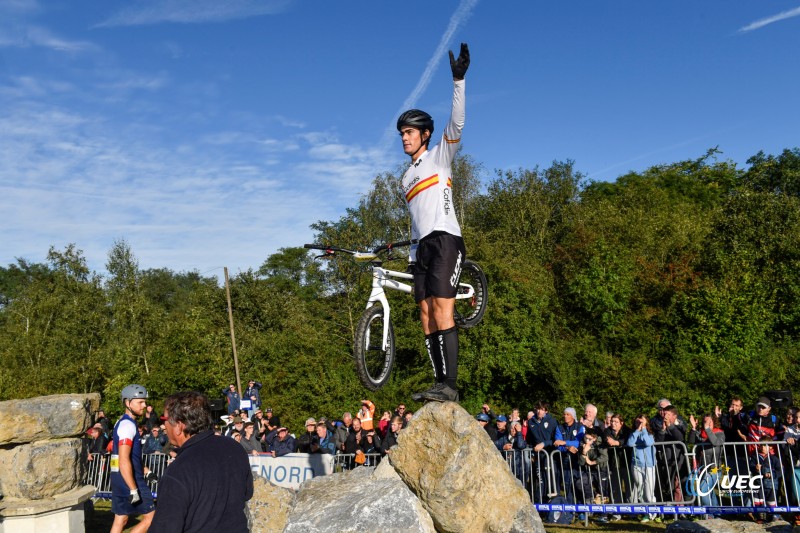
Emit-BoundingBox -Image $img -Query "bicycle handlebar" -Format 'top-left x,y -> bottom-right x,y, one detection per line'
304,239 -> 417,256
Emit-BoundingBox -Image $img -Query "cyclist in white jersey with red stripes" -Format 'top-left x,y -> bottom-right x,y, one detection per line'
398,43 -> 469,403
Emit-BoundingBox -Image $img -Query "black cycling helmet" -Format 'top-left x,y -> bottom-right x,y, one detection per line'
397,109 -> 434,136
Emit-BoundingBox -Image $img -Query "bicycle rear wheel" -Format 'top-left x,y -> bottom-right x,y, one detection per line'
454,259 -> 488,329
353,305 -> 395,391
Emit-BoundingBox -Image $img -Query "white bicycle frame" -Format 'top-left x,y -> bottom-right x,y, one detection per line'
358,254 -> 476,352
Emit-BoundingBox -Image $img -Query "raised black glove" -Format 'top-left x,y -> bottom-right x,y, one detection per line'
449,42 -> 470,80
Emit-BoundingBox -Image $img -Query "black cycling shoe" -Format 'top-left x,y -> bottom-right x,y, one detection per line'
419,383 -> 459,402
411,383 -> 441,402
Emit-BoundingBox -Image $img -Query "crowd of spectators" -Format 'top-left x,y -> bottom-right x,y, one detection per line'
474,394 -> 800,526
210,398 -> 410,464
86,383 -> 800,525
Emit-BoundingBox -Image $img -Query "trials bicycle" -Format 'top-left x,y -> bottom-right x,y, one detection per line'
304,240 -> 488,391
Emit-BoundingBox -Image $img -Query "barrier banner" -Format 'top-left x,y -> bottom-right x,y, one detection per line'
249,453 -> 335,490
533,503 -> 800,514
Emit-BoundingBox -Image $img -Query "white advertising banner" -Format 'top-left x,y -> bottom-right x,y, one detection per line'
248,453 -> 335,490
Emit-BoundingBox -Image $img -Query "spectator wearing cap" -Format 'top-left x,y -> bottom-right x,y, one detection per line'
267,427 -> 295,457
476,412 -> 497,441
222,384 -> 241,416
747,396 -> 784,455
143,426 -> 167,455
86,423 -> 109,460
312,422 -> 335,454
493,415 -> 510,450
225,416 -> 244,438
296,418 -> 319,453
554,407 -> 584,504
356,399 -> 376,432
240,421 -> 261,456
243,380 -> 262,418
650,398 -> 672,434
480,403 -> 498,424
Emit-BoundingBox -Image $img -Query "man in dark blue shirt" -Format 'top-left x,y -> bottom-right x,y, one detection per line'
150,391 -> 253,533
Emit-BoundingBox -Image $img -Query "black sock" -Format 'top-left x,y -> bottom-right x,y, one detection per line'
425,332 -> 443,383
437,326 -> 458,389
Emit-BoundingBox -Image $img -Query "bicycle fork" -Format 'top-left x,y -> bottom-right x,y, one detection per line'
366,266 -> 413,351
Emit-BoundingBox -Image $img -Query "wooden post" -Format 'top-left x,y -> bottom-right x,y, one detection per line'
224,267 -> 242,397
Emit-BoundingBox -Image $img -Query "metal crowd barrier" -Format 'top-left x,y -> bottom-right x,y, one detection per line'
86,439 -> 800,520
502,440 -> 800,518
85,452 -> 168,499
332,452 -> 383,471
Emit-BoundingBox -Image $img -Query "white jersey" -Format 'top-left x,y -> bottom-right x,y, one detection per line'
402,80 -> 465,260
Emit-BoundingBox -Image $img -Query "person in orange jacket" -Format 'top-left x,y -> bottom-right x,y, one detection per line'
356,399 -> 376,432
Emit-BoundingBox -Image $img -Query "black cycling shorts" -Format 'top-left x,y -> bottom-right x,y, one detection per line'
413,231 -> 466,302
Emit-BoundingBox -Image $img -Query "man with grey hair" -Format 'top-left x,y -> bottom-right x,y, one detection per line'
582,403 -> 602,430
150,391 -> 253,532
335,412 -> 353,452
554,407 -> 585,504
650,398 -> 672,433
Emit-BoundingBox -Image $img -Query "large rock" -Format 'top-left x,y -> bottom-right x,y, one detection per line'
247,475 -> 296,533
389,401 -> 544,533
0,438 -> 86,500
0,393 -> 100,445
284,461 -> 436,533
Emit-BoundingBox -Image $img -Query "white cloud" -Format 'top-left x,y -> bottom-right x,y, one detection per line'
0,24 -> 96,52
95,0 -> 293,27
739,6 -> 800,33
0,89 -> 393,277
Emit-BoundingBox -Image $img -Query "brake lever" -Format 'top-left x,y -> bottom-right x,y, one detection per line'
315,252 -> 335,260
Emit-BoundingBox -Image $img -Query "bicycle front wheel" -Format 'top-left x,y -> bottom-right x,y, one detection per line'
353,305 -> 395,391
454,259 -> 488,329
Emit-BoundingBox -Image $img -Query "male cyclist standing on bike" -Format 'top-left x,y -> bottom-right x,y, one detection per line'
398,43 -> 469,403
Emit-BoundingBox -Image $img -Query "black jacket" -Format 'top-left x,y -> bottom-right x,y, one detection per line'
149,430 -> 253,533
296,430 -> 319,453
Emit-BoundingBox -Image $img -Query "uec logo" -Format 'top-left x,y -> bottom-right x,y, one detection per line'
686,463 -> 762,498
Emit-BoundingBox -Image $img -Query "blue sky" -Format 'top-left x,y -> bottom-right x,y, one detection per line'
1,0 -> 798,279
